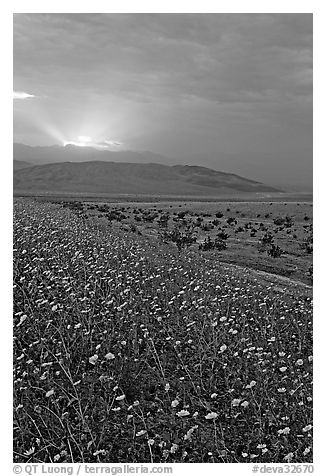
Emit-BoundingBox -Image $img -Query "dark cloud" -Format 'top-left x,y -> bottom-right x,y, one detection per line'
13,13 -> 312,189
13,13 -> 312,103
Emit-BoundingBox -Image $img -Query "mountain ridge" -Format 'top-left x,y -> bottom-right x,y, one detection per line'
13,159 -> 282,196
13,143 -> 172,167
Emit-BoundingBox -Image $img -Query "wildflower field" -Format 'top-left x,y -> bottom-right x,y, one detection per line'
13,198 -> 313,463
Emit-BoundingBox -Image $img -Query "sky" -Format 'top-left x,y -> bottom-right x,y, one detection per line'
13,13 -> 313,189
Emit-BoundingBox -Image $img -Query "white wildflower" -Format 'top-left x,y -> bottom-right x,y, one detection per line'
302,424 -> 312,433
89,354 -> 98,365
115,394 -> 125,401
176,409 -> 190,417
232,398 -> 241,407
205,412 -> 218,420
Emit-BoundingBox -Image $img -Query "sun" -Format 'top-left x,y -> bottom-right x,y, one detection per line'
77,136 -> 92,144
64,136 -> 93,147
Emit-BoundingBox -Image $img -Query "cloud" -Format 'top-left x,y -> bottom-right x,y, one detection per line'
103,140 -> 122,147
64,138 -> 123,150
89,139 -> 123,150
13,14 -> 312,106
13,91 -> 35,100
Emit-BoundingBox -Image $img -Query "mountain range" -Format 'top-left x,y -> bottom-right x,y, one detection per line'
13,143 -> 172,166
13,143 -> 282,196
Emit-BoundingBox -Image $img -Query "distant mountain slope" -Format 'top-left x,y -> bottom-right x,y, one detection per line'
172,165 -> 267,191
13,160 -> 34,170
13,160 -> 281,195
13,143 -> 171,166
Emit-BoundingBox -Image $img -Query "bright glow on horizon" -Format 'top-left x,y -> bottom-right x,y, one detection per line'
77,136 -> 92,143
63,136 -> 123,150
64,136 -> 93,147
64,140 -> 89,147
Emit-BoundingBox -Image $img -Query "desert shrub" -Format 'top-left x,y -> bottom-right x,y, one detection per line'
226,217 -> 237,225
307,264 -> 313,283
284,215 -> 294,228
98,205 -> 110,213
158,214 -> 169,228
267,244 -> 284,258
163,227 -> 197,251
217,230 -> 229,240
261,232 -> 274,245
257,232 -> 274,253
301,235 -> 313,254
201,223 -> 213,232
199,236 -> 214,251
273,215 -> 293,228
273,217 -> 285,226
142,213 -> 158,223
214,239 -> 227,251
107,211 -> 121,221
199,236 -> 227,251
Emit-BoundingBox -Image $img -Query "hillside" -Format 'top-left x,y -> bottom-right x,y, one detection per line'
13,160 -> 34,170
13,160 -> 281,195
